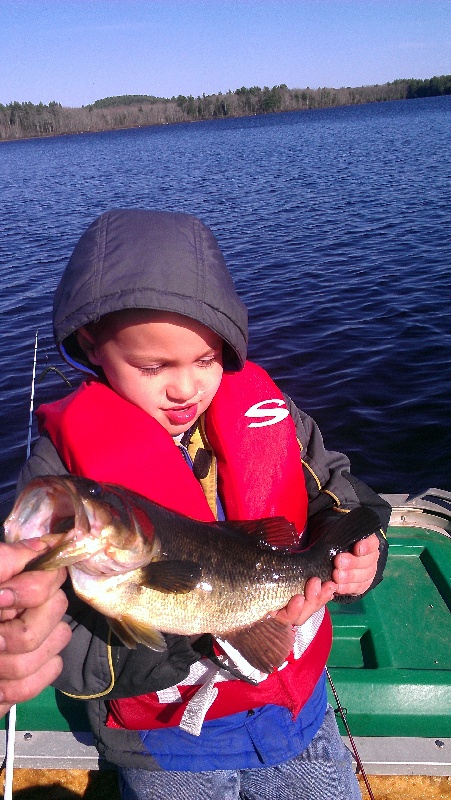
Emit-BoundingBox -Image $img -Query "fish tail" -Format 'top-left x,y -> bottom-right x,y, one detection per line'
303,505 -> 380,575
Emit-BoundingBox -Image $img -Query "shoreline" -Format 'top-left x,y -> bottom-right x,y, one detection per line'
0,94 -> 445,144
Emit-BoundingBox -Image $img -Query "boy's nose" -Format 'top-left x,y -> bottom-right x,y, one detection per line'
166,369 -> 199,402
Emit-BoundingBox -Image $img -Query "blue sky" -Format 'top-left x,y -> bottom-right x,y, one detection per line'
1,0 -> 450,107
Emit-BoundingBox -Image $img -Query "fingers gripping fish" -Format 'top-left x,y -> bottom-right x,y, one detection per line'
3,476 -> 380,673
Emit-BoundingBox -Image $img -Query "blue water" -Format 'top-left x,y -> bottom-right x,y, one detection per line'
1,96 -> 450,500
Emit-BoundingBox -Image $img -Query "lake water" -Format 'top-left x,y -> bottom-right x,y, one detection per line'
1,96 -> 450,504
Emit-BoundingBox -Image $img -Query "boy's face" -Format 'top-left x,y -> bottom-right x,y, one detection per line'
82,311 -> 224,435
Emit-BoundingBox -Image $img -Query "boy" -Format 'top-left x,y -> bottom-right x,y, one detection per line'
19,209 -> 390,799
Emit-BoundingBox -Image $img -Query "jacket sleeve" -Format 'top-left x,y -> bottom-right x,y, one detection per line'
16,435 -> 202,699
285,395 -> 391,602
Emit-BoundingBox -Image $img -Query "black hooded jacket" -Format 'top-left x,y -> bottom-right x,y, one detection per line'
53,208 -> 248,375
18,209 -> 390,769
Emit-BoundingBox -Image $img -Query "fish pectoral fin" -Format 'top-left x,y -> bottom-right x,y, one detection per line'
139,560 -> 202,594
221,617 -> 295,674
107,618 -> 139,649
225,517 -> 299,550
108,615 -> 167,651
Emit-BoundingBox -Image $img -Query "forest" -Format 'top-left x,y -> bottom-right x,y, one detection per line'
1,74 -> 449,142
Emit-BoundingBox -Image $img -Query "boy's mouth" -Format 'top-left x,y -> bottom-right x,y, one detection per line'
164,404 -> 198,426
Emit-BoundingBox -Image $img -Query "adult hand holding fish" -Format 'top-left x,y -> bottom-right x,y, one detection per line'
0,538 -> 71,717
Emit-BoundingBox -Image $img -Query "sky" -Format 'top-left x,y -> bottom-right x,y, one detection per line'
0,0 -> 450,107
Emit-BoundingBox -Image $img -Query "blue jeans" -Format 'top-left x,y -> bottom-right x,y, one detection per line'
118,706 -> 362,800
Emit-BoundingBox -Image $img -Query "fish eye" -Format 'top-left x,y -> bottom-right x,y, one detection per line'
88,483 -> 103,497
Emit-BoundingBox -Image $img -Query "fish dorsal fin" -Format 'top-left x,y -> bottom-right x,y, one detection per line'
139,560 -> 202,594
225,517 -> 299,550
221,616 -> 295,674
108,614 -> 167,651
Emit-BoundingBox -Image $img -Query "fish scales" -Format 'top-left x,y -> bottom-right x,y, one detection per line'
71,534 -> 306,635
120,503 -> 310,632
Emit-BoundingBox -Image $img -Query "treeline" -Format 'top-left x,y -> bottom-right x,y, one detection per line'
1,75 -> 449,141
91,94 -> 165,108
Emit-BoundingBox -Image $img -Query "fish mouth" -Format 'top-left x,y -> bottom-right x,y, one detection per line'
5,476 -> 159,574
4,476 -> 107,567
5,477 -> 89,541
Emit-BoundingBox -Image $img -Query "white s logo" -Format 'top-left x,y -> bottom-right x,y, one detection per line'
244,399 -> 289,428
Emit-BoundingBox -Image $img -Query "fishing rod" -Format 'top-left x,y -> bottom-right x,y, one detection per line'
3,331 -> 39,800
26,330 -> 39,461
326,667 -> 375,800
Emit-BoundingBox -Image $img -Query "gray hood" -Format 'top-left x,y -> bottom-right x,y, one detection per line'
53,209 -> 248,374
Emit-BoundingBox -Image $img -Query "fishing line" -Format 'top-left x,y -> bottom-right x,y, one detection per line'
3,330 -> 39,800
326,667 -> 375,800
37,362 -> 72,386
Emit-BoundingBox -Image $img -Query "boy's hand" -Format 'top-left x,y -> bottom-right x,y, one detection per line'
332,532 -> 380,596
274,532 -> 381,627
273,578 -> 337,628
0,540 -> 72,717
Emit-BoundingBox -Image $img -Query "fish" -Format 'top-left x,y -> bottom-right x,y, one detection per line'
3,475 -> 380,673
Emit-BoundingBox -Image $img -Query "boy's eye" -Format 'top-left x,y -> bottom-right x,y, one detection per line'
198,356 -> 217,368
139,365 -> 164,376
138,353 -> 220,376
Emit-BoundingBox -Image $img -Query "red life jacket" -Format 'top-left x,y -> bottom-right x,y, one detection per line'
37,361 -> 332,729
